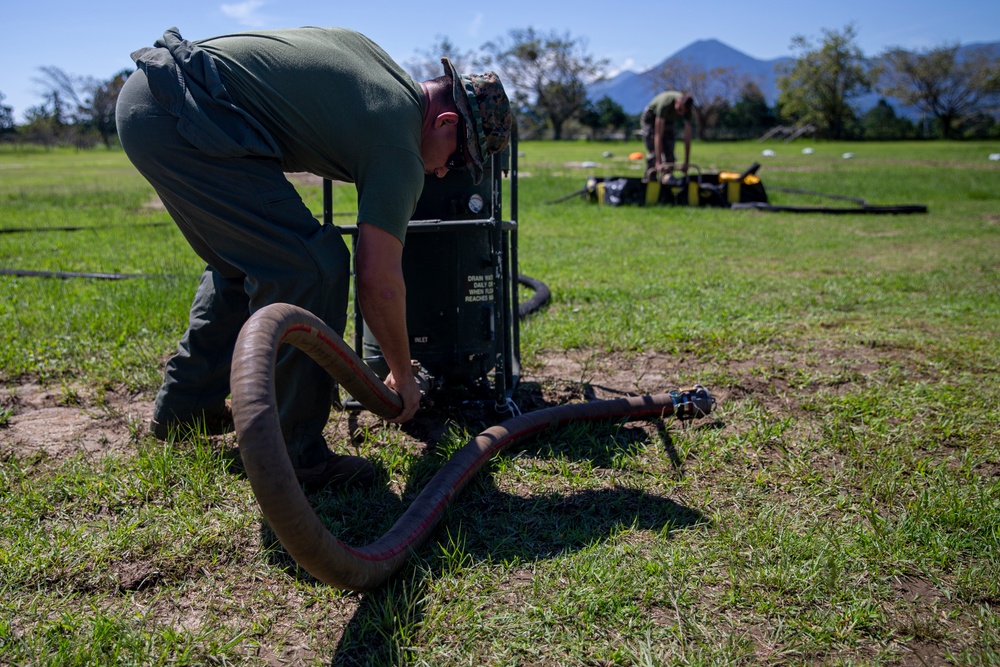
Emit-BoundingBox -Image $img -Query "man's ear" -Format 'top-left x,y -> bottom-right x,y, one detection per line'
434,111 -> 460,129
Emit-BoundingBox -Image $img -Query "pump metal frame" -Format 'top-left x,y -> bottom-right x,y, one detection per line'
328,134 -> 521,410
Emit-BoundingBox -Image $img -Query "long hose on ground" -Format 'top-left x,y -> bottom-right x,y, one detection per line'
231,302 -> 713,591
517,274 -> 550,318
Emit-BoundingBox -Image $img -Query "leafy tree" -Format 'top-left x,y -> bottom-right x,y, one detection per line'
878,44 -> 1000,139
0,91 -> 15,135
777,24 -> 874,139
953,111 -> 1000,139
21,104 -> 62,147
721,81 -> 776,138
28,66 -> 133,147
598,96 -> 629,137
579,95 -> 629,139
482,27 -> 608,140
577,101 -> 602,139
861,99 -> 915,139
508,91 -> 548,139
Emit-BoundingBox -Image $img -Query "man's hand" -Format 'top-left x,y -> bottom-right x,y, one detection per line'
658,162 -> 675,184
385,369 -> 421,423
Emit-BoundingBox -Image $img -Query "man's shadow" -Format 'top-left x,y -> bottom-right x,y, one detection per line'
252,381 -> 713,666
325,485 -> 705,666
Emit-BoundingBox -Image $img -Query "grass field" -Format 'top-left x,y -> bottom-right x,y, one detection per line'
1,139 -> 999,665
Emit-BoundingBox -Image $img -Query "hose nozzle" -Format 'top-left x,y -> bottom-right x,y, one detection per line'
670,384 -> 716,421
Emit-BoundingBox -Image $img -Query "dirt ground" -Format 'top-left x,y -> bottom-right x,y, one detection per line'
0,343 -> 879,460
0,351 -> 678,458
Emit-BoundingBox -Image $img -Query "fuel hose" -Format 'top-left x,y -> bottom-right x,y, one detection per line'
230,302 -> 714,590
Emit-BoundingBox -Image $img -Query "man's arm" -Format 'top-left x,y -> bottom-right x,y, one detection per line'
355,223 -> 421,422
681,119 -> 692,172
653,115 -> 666,173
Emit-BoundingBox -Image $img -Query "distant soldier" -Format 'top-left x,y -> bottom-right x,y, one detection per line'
641,91 -> 694,182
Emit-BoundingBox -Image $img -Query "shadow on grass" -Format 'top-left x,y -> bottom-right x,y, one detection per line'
321,481 -> 706,665
252,381 -> 710,665
323,489 -> 706,666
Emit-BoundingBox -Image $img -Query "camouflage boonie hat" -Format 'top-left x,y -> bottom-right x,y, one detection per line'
441,57 -> 512,185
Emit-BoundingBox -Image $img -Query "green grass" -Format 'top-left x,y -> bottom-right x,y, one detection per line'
1,140 -> 999,665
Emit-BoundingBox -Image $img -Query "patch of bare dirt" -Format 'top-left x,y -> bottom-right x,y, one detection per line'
0,382 -> 149,459
889,574 -> 957,667
760,165 -> 827,173
285,172 -> 327,187
142,196 -> 167,212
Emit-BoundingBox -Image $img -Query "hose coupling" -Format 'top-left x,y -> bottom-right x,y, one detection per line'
670,384 -> 716,421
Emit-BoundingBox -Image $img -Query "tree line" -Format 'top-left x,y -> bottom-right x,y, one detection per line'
417,24 -> 998,141
2,24 -> 997,148
1,68 -> 130,148
773,25 -> 1000,140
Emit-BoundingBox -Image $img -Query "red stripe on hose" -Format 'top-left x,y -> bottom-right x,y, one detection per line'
281,323 -> 401,415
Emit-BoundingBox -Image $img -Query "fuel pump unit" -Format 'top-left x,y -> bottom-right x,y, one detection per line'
329,134 -> 520,410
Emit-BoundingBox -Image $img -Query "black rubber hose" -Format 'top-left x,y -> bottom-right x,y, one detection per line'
0,268 -> 152,280
0,221 -> 172,234
230,302 -> 712,590
731,202 -> 928,214
517,274 -> 550,319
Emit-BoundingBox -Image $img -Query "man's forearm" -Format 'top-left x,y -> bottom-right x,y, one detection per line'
353,223 -> 422,421
684,122 -> 692,165
358,277 -> 411,379
653,116 -> 665,168
354,223 -> 413,380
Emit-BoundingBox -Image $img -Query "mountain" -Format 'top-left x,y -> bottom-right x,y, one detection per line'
589,39 -> 791,115
667,39 -> 792,105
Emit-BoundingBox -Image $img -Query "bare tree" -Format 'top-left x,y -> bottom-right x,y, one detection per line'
481,27 -> 608,140
33,66 -> 87,125
30,66 -> 132,146
405,35 -> 479,82
879,43 -> 1000,139
645,60 -> 751,139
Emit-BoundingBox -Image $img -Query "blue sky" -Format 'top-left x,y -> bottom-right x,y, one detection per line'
3,0 -> 998,122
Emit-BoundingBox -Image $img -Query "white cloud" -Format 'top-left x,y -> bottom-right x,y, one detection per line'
221,0 -> 269,27
467,12 -> 484,39
606,58 -> 638,78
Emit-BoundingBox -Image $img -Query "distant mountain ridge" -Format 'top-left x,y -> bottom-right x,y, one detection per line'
588,39 -> 791,115
589,38 -> 1000,117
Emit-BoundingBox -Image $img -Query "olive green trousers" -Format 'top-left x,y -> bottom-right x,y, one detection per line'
117,69 -> 350,466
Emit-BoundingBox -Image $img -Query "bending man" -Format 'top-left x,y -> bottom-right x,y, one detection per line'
116,26 -> 512,490
641,90 -> 693,182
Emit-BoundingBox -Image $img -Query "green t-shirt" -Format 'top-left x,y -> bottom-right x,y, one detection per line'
198,27 -> 425,242
645,91 -> 692,123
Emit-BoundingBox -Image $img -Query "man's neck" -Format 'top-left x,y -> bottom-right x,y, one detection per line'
419,81 -> 433,133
